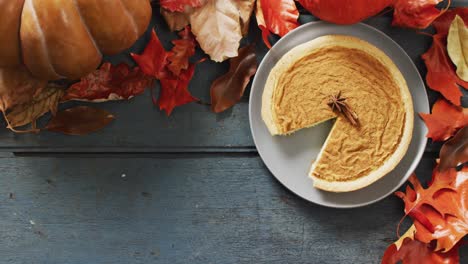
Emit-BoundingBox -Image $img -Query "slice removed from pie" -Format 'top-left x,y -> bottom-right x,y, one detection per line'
261,35 -> 414,192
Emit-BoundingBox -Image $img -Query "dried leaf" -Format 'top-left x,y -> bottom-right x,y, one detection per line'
447,15 -> 468,82
158,64 -> 198,115
189,0 -> 242,62
393,0 -> 446,29
0,66 -> 46,112
255,0 -> 272,48
236,0 -> 256,36
167,26 -> 197,76
131,29 -> 170,79
419,98 -> 468,142
396,165 -> 468,252
439,127 -> 468,171
382,226 -> 460,264
433,8 -> 468,35
211,44 -> 258,113
258,0 -> 299,37
46,106 -> 114,136
422,33 -> 468,106
63,63 -> 153,102
5,86 -> 64,131
161,8 -> 190,31
160,0 -> 205,12
298,0 -> 392,25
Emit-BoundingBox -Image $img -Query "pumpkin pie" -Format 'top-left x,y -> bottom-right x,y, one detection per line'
262,35 -> 413,192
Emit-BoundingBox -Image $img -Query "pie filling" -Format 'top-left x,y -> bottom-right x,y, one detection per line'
273,46 -> 406,182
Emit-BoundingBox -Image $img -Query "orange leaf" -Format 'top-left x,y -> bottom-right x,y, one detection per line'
433,7 -> 468,35
210,44 -> 258,113
396,165 -> 468,252
160,0 -> 205,12
167,26 -> 197,76
392,0 -> 447,29
46,106 -> 114,136
63,63 -> 153,102
131,29 -> 170,80
419,98 -> 468,142
258,0 -> 299,38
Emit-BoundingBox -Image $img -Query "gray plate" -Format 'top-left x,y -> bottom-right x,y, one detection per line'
249,22 -> 429,208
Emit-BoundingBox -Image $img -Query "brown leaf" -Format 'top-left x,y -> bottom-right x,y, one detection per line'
46,106 -> 114,136
439,126 -> 468,171
211,44 -> 258,113
235,0 -> 256,36
0,66 -> 46,112
161,8 -> 190,31
4,86 -> 64,132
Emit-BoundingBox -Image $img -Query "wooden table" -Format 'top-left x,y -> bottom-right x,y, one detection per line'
1,6 -> 467,264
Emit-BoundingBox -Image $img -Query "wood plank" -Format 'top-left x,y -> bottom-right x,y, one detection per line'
1,155 -> 465,263
0,14 -> 457,153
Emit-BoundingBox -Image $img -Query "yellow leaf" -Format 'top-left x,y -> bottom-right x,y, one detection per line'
447,15 -> 468,82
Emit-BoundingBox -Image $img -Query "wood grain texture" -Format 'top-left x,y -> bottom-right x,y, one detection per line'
2,156 -> 465,264
0,14 -> 460,153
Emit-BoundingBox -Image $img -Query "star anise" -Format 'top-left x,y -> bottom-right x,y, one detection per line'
327,91 -> 359,126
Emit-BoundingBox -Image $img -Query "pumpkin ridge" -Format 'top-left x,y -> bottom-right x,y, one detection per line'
71,0 -> 102,59
118,0 -> 139,41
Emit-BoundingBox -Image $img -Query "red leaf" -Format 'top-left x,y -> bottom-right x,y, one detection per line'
131,29 -> 170,79
439,127 -> 468,172
382,237 -> 460,264
158,64 -> 198,115
392,0 -> 447,29
396,165 -> 468,252
46,106 -> 114,136
160,0 -> 205,12
258,0 -> 299,37
211,44 -> 258,113
63,63 -> 153,102
422,33 -> 468,106
298,0 -> 393,25
167,26 -> 197,76
433,8 -> 468,35
419,98 -> 468,142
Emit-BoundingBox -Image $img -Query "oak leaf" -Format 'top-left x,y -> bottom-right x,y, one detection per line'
211,44 -> 258,113
167,26 -> 197,76
439,126 -> 468,172
447,15 -> 468,81
396,165 -> 468,252
63,63 -> 153,102
160,0 -> 205,12
159,64 -> 198,115
419,98 -> 468,142
381,226 -> 460,264
46,106 -> 114,136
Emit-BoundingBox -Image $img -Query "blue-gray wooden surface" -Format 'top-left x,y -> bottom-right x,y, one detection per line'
1,3 -> 468,264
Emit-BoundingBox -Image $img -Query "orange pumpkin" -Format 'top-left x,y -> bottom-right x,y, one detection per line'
0,0 -> 152,80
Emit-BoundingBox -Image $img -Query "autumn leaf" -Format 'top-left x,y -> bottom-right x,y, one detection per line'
4,86 -> 64,132
258,0 -> 299,38
211,44 -> 258,113
64,63 -> 153,102
0,66 -> 46,112
167,26 -> 197,76
159,0 -> 205,12
236,0 -> 256,36
422,33 -> 468,106
131,29 -> 170,79
161,8 -> 190,32
419,98 -> 468,142
433,8 -> 468,35
381,226 -> 460,264
298,0 -> 393,25
158,64 -> 198,115
255,0 -> 272,49
189,0 -> 242,62
392,0 -> 447,29
396,165 -> 468,252
439,127 -> 468,172
46,106 -> 114,136
447,15 -> 468,82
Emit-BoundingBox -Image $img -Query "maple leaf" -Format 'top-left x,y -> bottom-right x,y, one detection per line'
298,0 -> 393,25
189,0 -> 242,62
0,66 -> 46,112
258,0 -> 299,37
447,15 -> 468,81
439,127 -> 468,172
159,0 -> 205,12
167,26 -> 197,76
211,44 -> 258,113
46,106 -> 114,136
419,98 -> 468,142
396,165 -> 468,252
392,0 -> 448,29
422,33 -> 468,106
158,64 -> 198,115
381,226 -> 461,264
131,29 -> 170,79
63,63 -> 154,102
